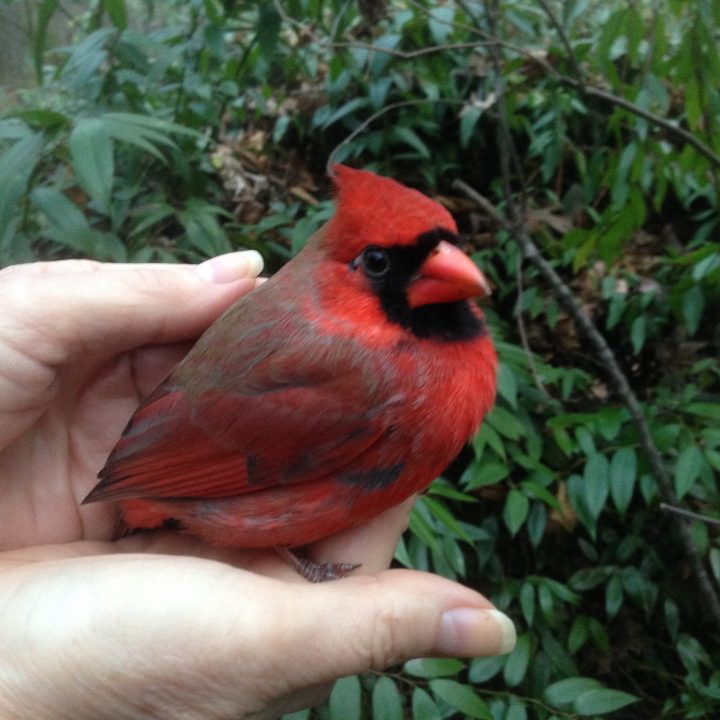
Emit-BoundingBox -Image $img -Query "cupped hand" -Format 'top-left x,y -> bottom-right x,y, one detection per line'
0,255 -> 515,720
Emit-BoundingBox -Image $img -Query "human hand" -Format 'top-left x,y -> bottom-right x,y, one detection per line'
0,256 -> 515,720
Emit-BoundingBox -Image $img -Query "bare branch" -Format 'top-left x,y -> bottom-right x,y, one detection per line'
560,79 -> 720,170
327,40 -> 495,58
535,0 -> 585,83
453,177 -> 720,630
660,504 -> 720,528
326,99 -> 463,172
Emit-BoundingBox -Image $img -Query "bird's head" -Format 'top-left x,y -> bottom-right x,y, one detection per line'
315,165 -> 490,339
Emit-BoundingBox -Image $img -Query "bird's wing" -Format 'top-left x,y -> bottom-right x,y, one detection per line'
85,328 -> 400,503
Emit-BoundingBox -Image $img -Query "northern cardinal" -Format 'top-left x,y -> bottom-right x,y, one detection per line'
84,166 -> 497,580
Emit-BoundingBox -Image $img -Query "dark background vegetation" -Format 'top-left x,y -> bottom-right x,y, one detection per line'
1,0 -> 719,718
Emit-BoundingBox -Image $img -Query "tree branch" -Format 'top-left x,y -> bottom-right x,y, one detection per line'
534,0 -> 585,83
453,177 -> 720,630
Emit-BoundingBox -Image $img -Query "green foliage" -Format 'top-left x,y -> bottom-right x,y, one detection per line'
2,0 -> 719,718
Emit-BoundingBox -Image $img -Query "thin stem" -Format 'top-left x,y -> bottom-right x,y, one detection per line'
660,503 -> 720,528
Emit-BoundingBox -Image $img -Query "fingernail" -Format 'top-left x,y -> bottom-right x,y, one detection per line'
437,608 -> 516,657
197,250 -> 264,283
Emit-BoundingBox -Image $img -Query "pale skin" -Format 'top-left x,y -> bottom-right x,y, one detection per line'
0,253 -> 515,720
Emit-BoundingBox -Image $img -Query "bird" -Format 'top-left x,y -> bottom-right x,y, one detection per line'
83,165 -> 498,581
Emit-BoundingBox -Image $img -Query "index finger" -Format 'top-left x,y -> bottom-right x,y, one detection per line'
0,252 -> 264,365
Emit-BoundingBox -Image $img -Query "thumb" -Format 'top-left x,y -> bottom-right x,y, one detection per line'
273,570 -> 516,680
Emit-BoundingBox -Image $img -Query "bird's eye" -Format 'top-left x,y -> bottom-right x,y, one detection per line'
361,246 -> 390,277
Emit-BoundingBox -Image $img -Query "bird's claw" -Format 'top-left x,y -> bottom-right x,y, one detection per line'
275,546 -> 361,582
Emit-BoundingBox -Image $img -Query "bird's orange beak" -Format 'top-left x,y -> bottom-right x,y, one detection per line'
407,240 -> 491,309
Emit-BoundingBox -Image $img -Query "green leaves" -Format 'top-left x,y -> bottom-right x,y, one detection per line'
674,445 -> 704,499
428,679 -> 492,719
545,677 -> 639,715
69,119 -> 115,213
609,448 -> 637,514
329,676 -> 361,720
504,489 -> 529,535
0,130 -> 44,257
371,677 -> 402,720
583,453 -> 610,521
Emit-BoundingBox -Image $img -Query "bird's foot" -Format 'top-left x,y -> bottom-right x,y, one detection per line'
275,546 -> 361,582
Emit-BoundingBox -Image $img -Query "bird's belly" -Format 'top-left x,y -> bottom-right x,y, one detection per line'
119,469 -> 425,548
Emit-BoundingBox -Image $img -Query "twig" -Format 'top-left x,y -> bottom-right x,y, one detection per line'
453,177 -> 720,630
487,0 -> 530,219
660,503 -> 720,528
560,79 -> 720,170
327,40 -> 495,58
326,99 -> 463,172
535,0 -> 585,83
514,252 -> 549,396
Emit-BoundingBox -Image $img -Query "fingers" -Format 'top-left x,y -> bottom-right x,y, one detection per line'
0,252 -> 264,365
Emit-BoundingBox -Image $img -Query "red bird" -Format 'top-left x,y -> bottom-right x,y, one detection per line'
84,166 -> 497,580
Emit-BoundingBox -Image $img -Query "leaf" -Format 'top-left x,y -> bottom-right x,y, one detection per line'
369,34 -> 401,76
583,454 -> 610,520
630,315 -> 646,354
32,187 -> 88,232
468,655 -> 505,683
503,633 -> 532,687
686,403 -> 720,422
674,446 -> 704,499
504,490 -> 529,536
322,98 -> 368,129
103,112 -> 197,138
429,680 -> 492,720
460,106 -> 482,148
520,481 -> 561,511
102,0 -> 128,29
60,28 -> 115,86
519,582 -> 535,626
329,676 -> 361,720
605,574 -> 623,618
526,502 -> 547,548
281,711 -> 309,720
256,2 -> 281,60
0,133 -> 44,240
568,616 -> 589,654
404,658 -> 464,679
372,677 -> 402,720
487,406 -> 526,441
408,505 -> 440,551
421,496 -> 473,543
69,119 -> 114,214
411,688 -> 439,720
682,286 -> 704,335
497,362 -> 518,408
505,698 -> 528,720
429,6 -> 454,43
473,422 -> 506,460
567,474 -> 596,537
31,188 -> 125,258
545,677 -> 603,708
465,460 -> 509,489
12,109 -> 69,130
574,688 -> 639,715
609,448 -> 637,514
391,126 -> 430,158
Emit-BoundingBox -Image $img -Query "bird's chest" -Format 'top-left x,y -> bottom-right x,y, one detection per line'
380,336 -> 496,462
